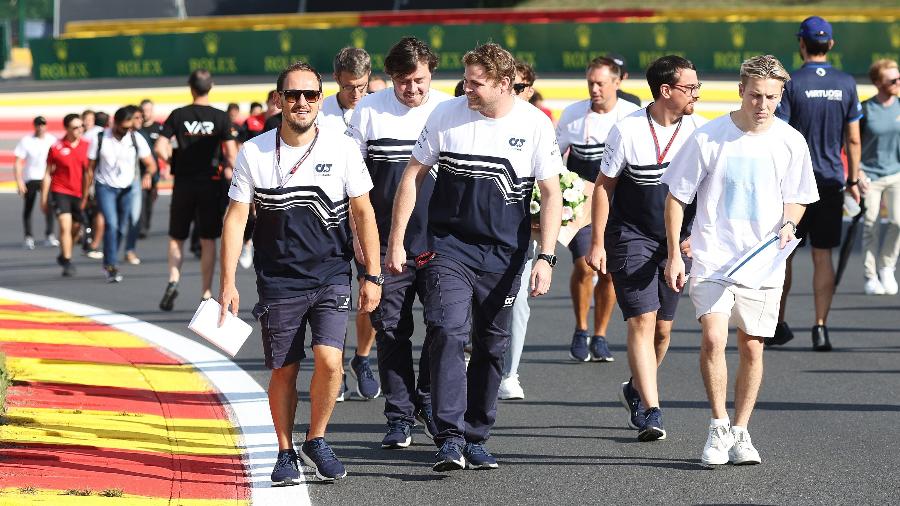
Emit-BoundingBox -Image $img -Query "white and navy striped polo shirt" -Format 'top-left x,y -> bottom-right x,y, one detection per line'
557,98 -> 640,183
229,125 -> 374,298
413,96 -> 563,274
347,87 -> 452,257
600,107 -> 707,245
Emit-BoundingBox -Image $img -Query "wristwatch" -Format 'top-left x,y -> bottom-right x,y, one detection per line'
781,220 -> 798,235
537,253 -> 557,267
363,273 -> 384,286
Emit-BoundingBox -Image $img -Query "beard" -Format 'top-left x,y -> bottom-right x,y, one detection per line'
284,112 -> 316,135
681,102 -> 696,116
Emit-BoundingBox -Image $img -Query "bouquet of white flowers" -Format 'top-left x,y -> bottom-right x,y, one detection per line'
530,169 -> 587,226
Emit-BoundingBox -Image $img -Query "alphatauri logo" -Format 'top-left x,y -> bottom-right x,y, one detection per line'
508,137 -> 526,150
315,163 -> 333,174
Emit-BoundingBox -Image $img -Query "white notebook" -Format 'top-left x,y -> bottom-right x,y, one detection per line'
188,298 -> 253,357
725,233 -> 800,290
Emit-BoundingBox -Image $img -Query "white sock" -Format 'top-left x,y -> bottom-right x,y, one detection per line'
711,417 -> 730,427
732,425 -> 748,434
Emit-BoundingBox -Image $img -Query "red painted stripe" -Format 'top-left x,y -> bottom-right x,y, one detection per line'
6,381 -> 229,419
0,319 -> 111,331
2,342 -> 182,366
0,152 -> 13,165
0,444 -> 249,500
359,8 -> 655,26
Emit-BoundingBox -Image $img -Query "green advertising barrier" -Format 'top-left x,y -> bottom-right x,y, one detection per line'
29,20 -> 900,80
0,21 -> 9,71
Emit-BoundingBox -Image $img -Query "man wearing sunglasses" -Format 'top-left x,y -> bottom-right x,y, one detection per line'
320,47 -> 371,131
219,61 -> 381,483
155,69 -> 238,310
388,42 -> 562,472
41,113 -> 90,277
772,16 -> 864,351
587,55 -> 706,442
346,36 -> 452,449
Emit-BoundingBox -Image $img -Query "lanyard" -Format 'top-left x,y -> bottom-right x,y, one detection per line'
274,126 -> 318,189
646,105 -> 683,165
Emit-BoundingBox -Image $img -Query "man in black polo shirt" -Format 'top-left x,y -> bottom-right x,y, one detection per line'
155,69 -> 238,311
772,16 -> 863,351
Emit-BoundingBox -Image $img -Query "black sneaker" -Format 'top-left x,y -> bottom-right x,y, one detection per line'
349,354 -> 381,400
433,441 -> 466,472
638,407 -> 667,442
299,437 -> 346,481
381,420 -> 413,449
765,321 -> 794,347
159,282 -> 178,311
270,449 -> 301,486
463,442 -> 499,470
569,329 -> 590,362
618,378 -> 645,430
589,335 -> 615,362
812,324 -> 832,351
105,266 -> 123,283
62,261 -> 76,277
415,402 -> 437,440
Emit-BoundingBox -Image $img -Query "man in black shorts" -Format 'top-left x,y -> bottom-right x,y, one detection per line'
155,69 -> 238,310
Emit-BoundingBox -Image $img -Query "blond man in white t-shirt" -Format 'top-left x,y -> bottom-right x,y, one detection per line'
662,55 -> 819,467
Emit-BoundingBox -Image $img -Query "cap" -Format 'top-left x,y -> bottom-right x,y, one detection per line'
797,16 -> 832,42
606,52 -> 627,73
33,116 -> 47,126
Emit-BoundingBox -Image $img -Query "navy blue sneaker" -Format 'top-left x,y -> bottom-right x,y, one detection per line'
618,379 -> 645,430
463,442 -> 499,470
299,438 -> 347,481
381,420 -> 412,449
589,335 -> 615,362
415,402 -> 437,440
569,329 -> 590,362
349,354 -> 381,399
638,407 -> 667,442
432,441 -> 465,472
270,449 -> 301,486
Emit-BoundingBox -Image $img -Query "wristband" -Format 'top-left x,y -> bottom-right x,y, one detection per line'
846,179 -> 859,187
781,220 -> 797,235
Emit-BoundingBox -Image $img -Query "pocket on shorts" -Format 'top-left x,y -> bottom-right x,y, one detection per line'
251,303 -> 270,330
421,267 -> 444,325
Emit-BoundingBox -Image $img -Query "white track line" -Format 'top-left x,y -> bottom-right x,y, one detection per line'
0,287 -> 309,506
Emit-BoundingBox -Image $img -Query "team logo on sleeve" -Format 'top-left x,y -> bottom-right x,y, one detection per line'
508,137 -> 527,150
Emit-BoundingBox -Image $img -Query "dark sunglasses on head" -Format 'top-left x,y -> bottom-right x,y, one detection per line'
512,83 -> 531,94
281,89 -> 322,104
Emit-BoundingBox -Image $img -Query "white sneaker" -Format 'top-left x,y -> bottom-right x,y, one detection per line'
23,236 -> 35,250
879,268 -> 898,295
44,234 -> 60,247
700,424 -> 734,466
728,428 -> 761,465
497,374 -> 525,400
864,277 -> 886,295
239,243 -> 254,269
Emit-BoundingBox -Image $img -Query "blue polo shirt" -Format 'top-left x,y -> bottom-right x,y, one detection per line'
776,62 -> 863,189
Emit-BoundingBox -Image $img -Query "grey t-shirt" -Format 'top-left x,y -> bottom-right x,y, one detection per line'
861,96 -> 900,180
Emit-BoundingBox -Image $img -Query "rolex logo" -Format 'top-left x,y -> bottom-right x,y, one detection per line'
130,37 -> 145,58
428,26 -> 444,50
351,28 -> 366,49
503,25 -> 517,49
203,33 -> 219,56
279,31 -> 292,53
54,40 -> 68,61
730,24 -> 746,49
575,25 -> 591,49
890,24 -> 900,49
653,25 -> 668,49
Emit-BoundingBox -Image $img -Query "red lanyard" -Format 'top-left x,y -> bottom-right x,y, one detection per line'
274,126 -> 319,189
646,106 -> 683,165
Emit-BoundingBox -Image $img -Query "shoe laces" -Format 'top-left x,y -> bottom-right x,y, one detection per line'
386,420 -> 409,435
307,439 -> 339,463
355,357 -> 376,381
437,441 -> 461,457
733,430 -> 751,446
275,450 -> 297,470
709,425 -> 732,448
466,442 -> 490,457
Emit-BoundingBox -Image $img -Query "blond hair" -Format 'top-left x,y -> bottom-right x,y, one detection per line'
462,42 -> 516,84
868,59 -> 898,85
739,55 -> 790,84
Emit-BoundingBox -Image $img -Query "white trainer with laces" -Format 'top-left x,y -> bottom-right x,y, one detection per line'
497,374 -> 525,400
728,427 -> 761,465
701,424 -> 734,467
879,268 -> 898,295
864,277 -> 886,295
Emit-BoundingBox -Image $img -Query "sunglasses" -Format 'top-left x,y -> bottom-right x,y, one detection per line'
281,89 -> 322,104
512,82 -> 532,94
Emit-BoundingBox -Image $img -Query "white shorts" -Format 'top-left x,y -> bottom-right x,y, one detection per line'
689,278 -> 782,337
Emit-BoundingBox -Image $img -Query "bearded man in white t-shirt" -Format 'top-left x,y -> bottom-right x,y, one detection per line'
662,55 -> 819,467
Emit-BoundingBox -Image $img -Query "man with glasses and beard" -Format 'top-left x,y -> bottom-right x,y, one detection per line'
219,61 -> 381,483
587,55 -> 706,441
346,36 -> 452,447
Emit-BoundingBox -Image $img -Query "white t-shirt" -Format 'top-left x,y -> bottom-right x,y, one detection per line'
318,94 -> 354,131
557,99 -> 640,182
14,134 -> 58,182
661,115 -> 820,287
412,96 -> 564,273
88,129 -> 151,189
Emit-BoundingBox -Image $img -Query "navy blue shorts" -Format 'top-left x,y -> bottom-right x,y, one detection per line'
252,284 -> 352,369
608,241 -> 689,321
567,224 -> 592,261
